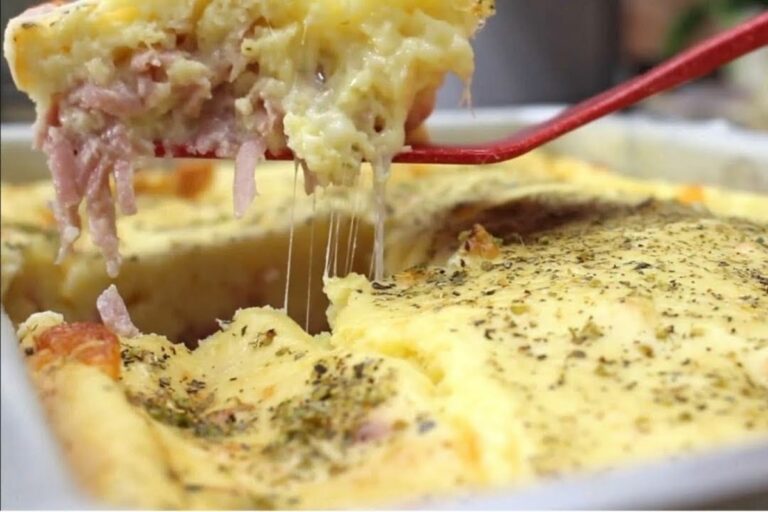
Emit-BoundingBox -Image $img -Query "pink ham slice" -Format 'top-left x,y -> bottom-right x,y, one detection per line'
85,160 -> 122,278
96,285 -> 140,338
233,137 -> 266,218
105,125 -> 140,216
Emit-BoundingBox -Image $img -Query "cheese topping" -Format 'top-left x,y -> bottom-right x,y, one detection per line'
7,155 -> 768,509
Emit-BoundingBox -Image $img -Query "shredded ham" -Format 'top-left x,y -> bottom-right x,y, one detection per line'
85,161 -> 121,278
103,125 -> 141,216
188,88 -> 243,157
40,119 -> 150,277
35,48 -> 276,274
70,83 -> 143,118
43,128 -> 81,206
96,285 -> 140,338
233,137 -> 266,218
42,128 -> 83,262
49,200 -> 81,264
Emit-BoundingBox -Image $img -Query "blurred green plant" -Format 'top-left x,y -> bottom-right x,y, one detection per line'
665,0 -> 768,55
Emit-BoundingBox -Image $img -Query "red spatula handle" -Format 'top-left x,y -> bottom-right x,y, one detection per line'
397,11 -> 768,165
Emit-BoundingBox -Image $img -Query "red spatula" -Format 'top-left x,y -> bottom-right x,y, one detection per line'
163,12 -> 768,165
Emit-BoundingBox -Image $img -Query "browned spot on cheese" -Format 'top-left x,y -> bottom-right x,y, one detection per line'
33,322 -> 121,379
134,162 -> 214,199
396,267 -> 428,287
261,384 -> 276,400
175,162 -> 215,199
454,419 -> 482,469
432,198 -> 626,260
678,185 -> 705,205
38,207 -> 57,228
462,224 -> 500,260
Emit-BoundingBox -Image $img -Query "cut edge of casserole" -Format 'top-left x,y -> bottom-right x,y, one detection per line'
3,151 -> 767,341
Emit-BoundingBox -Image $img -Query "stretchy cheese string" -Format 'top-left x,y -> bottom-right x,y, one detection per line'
371,159 -> 390,282
332,202 -> 342,278
345,176 -> 362,276
305,194 -> 317,332
324,208 -> 336,280
283,161 -> 299,313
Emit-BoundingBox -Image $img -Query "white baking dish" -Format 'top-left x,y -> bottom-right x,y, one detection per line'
2,107 -> 767,510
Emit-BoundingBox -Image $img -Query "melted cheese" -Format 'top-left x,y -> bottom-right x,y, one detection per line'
0,162 -> 373,340
21,308 -> 492,509
8,154 -> 768,509
327,203 -> 768,477
3,152 -> 767,338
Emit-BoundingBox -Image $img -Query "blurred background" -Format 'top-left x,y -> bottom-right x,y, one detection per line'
1,0 -> 766,129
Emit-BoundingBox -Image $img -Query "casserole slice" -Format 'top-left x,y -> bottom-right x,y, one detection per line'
3,0 -> 493,275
